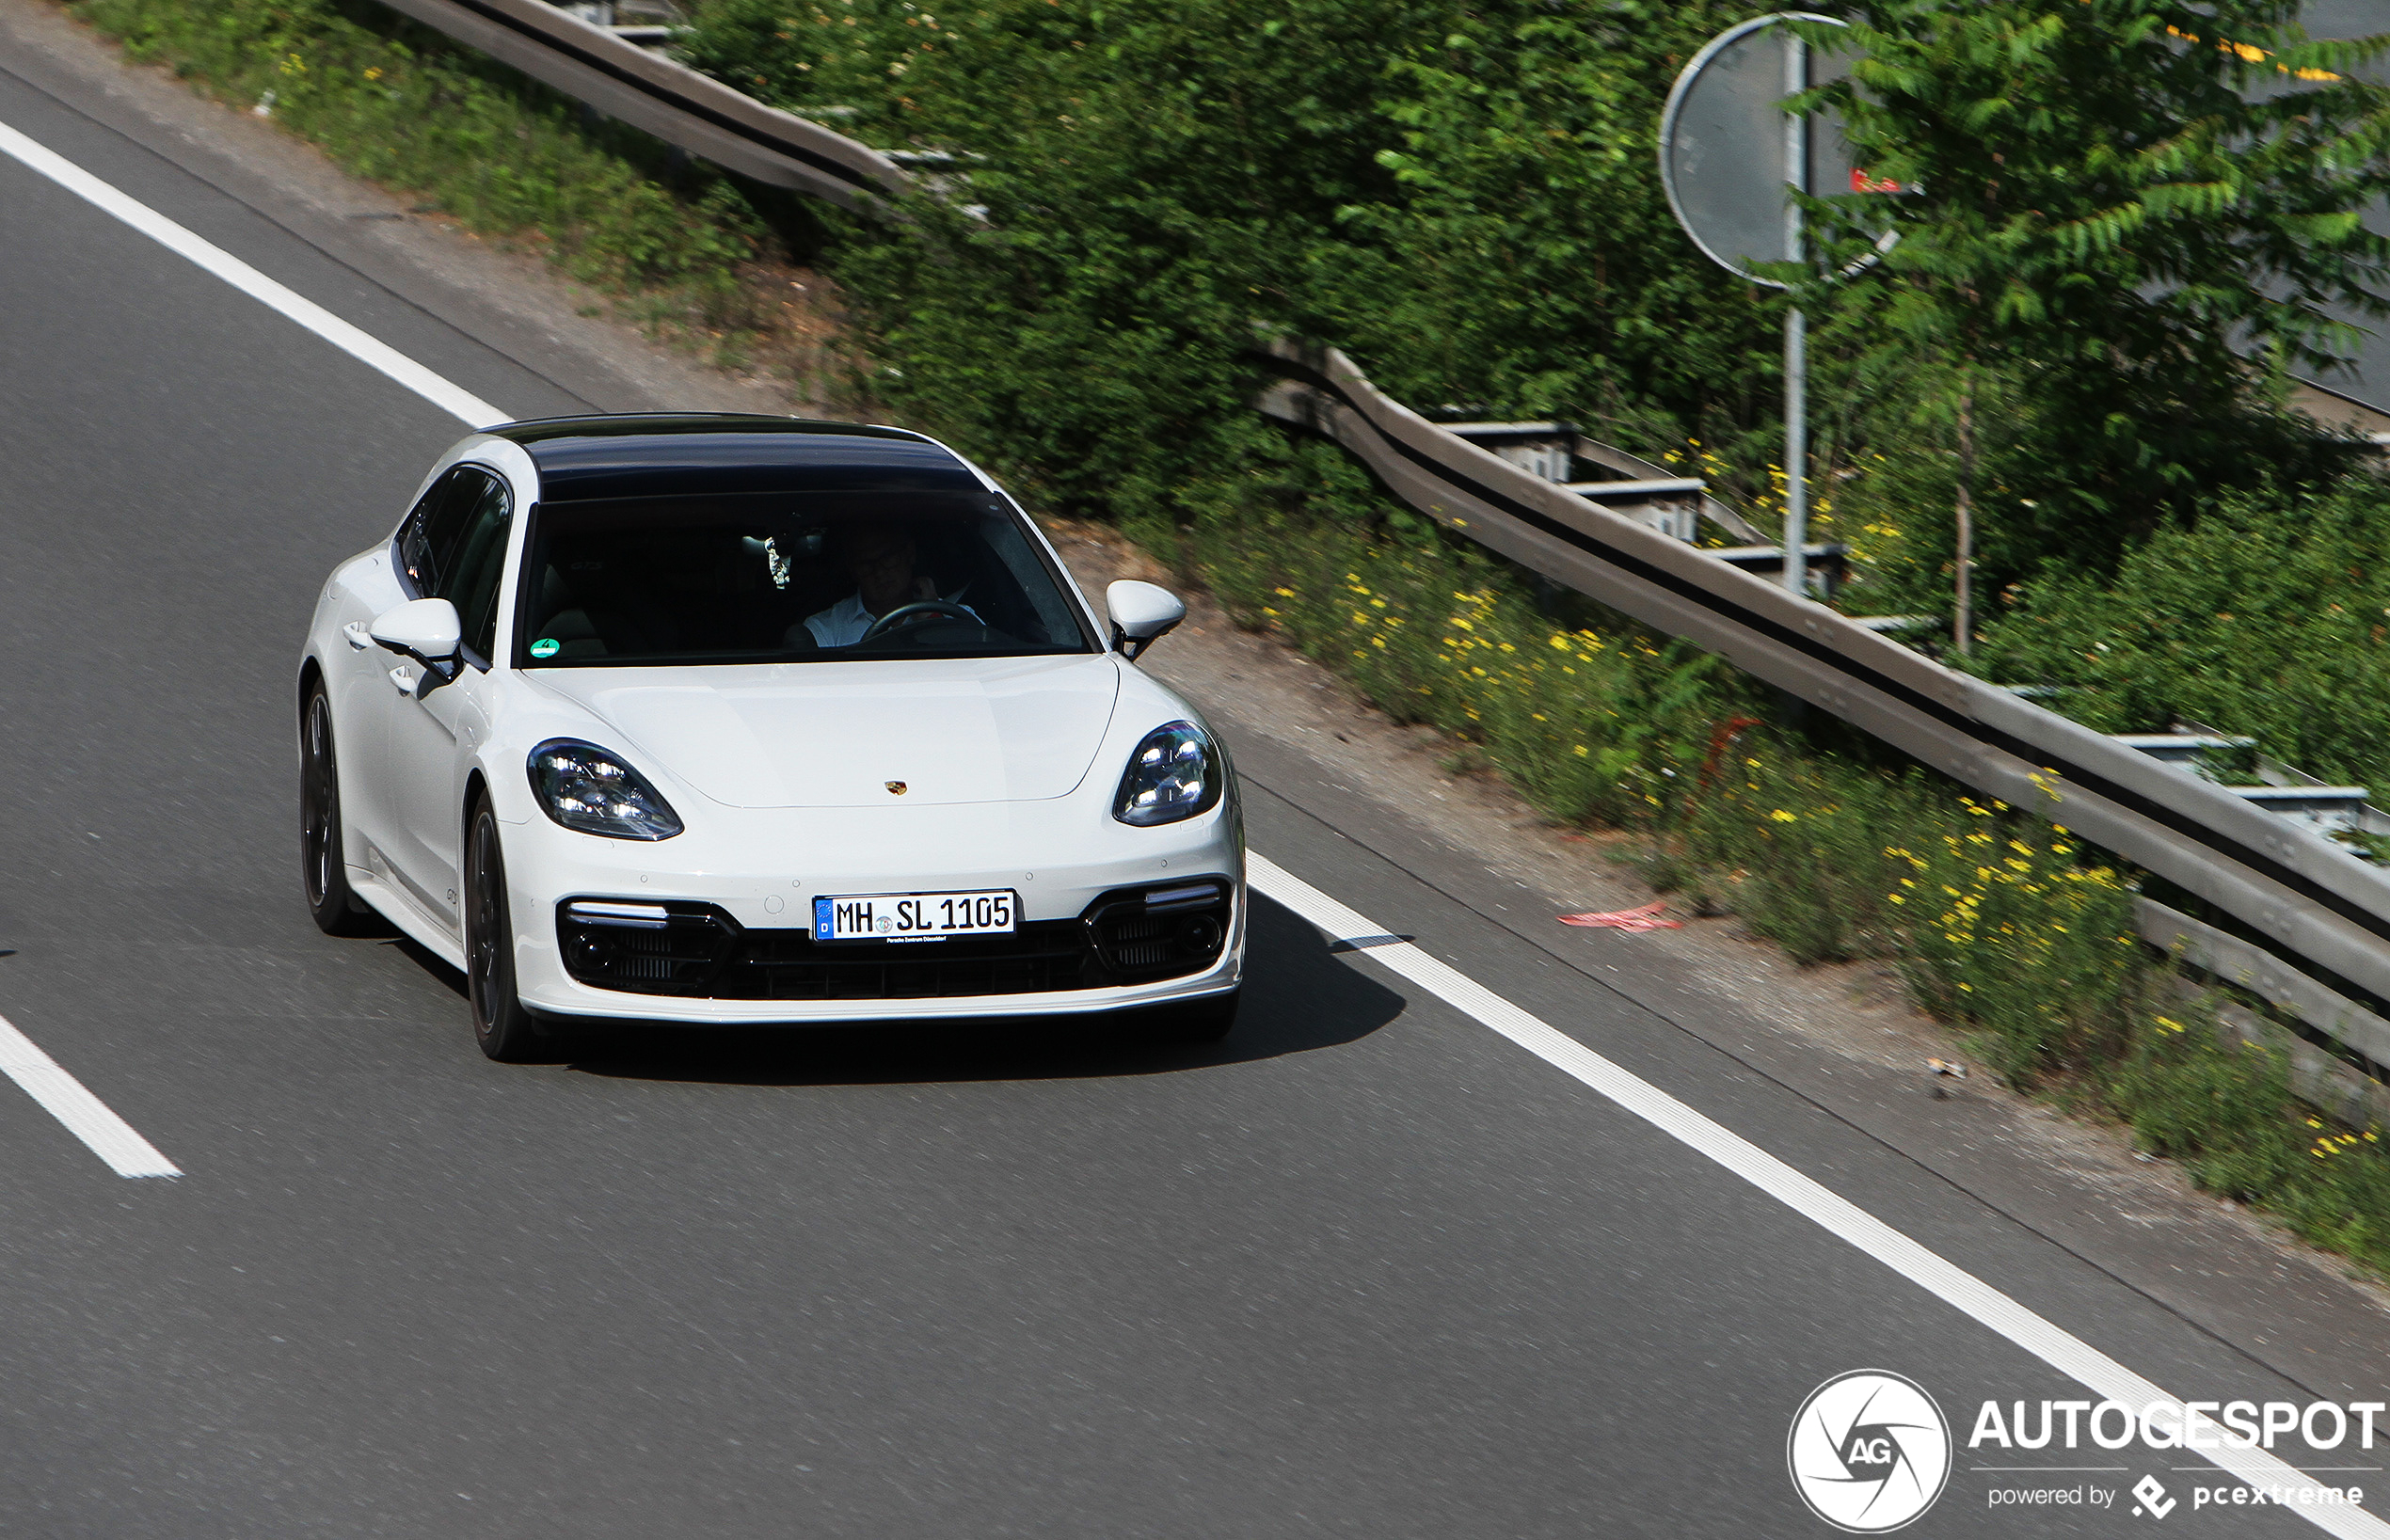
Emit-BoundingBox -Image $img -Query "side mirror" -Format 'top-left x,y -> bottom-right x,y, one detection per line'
1107,580 -> 1186,661
370,597 -> 463,666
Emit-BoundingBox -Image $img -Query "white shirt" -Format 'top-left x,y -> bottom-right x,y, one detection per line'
803,592 -> 979,648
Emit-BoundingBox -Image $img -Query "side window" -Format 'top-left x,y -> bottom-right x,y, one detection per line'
438,474 -> 515,668
396,468 -> 483,597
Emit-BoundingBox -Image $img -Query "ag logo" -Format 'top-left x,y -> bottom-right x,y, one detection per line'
1788,1370 -> 1952,1532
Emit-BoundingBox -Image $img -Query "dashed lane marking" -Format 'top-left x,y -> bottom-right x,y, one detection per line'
0,1013 -> 178,1179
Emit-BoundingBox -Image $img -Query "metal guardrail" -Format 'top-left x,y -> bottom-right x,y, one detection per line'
1251,335 -> 2390,1068
2139,897 -> 2390,1126
364,2 -> 2390,1078
1426,418 -> 1764,545
374,0 -> 906,209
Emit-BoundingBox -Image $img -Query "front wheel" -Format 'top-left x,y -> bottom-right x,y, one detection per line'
300,683 -> 376,936
465,798 -> 551,1062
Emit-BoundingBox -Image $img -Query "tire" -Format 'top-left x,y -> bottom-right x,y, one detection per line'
1152,990 -> 1239,1044
300,682 -> 377,937
465,797 -> 550,1062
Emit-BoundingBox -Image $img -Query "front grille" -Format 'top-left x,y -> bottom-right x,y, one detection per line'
724,921 -> 1091,1000
556,880 -> 1232,1003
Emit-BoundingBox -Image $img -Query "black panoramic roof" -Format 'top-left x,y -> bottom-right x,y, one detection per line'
488,414 -> 982,502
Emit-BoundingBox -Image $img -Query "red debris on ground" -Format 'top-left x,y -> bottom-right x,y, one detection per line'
1557,901 -> 1682,932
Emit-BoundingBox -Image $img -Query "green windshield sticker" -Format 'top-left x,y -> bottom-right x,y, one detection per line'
530,638 -> 561,659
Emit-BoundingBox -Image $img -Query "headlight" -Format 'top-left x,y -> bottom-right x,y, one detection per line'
527,739 -> 683,840
1113,721 -> 1221,827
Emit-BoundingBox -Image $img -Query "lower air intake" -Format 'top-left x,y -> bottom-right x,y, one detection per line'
556,879 -> 1233,1002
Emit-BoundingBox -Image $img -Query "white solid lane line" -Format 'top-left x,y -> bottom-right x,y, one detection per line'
6,103 -> 2369,1523
0,119 -> 504,431
1248,852 -> 2390,1538
0,1013 -> 179,1179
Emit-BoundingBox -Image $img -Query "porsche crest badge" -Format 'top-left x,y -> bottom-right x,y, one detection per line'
885,781 -> 908,796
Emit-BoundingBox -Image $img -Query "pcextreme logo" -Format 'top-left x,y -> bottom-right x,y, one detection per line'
1789,1370 -> 1954,1532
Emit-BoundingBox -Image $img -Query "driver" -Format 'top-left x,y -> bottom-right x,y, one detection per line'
797,524 -> 976,647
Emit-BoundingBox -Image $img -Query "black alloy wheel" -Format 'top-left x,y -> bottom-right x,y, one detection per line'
465,798 -> 551,1062
301,683 -> 375,936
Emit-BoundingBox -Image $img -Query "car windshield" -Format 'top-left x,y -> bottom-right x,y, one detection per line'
516,491 -> 1096,666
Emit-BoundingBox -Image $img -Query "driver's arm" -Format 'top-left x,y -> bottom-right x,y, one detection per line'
798,594 -> 867,647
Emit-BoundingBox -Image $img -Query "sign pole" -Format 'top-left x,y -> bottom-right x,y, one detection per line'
1781,29 -> 1809,597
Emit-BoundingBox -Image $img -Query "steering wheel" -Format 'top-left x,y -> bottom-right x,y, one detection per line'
857,599 -> 979,644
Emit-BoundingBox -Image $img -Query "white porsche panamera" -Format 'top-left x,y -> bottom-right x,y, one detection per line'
298,415 -> 1244,1060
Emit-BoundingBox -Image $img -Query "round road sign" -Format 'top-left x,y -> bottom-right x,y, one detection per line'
1659,12 -> 1858,287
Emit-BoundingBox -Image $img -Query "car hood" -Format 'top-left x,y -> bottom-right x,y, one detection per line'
527,655 -> 1123,808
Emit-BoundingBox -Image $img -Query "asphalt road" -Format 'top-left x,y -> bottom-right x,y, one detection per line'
1,30 -> 2384,1540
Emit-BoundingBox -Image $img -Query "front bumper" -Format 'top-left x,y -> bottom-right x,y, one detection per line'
502,794 -> 1244,1024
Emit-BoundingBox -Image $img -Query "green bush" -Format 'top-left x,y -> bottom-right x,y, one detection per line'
1667,734 -> 2146,1082
676,0 -> 2382,598
1183,436 -> 1736,827
79,0 -> 767,311
2116,1016 -> 2390,1273
1799,0 -> 2388,602
676,0 -> 1785,516
1970,475 -> 2390,792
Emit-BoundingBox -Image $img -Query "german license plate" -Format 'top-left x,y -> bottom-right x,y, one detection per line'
812,889 -> 1017,943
